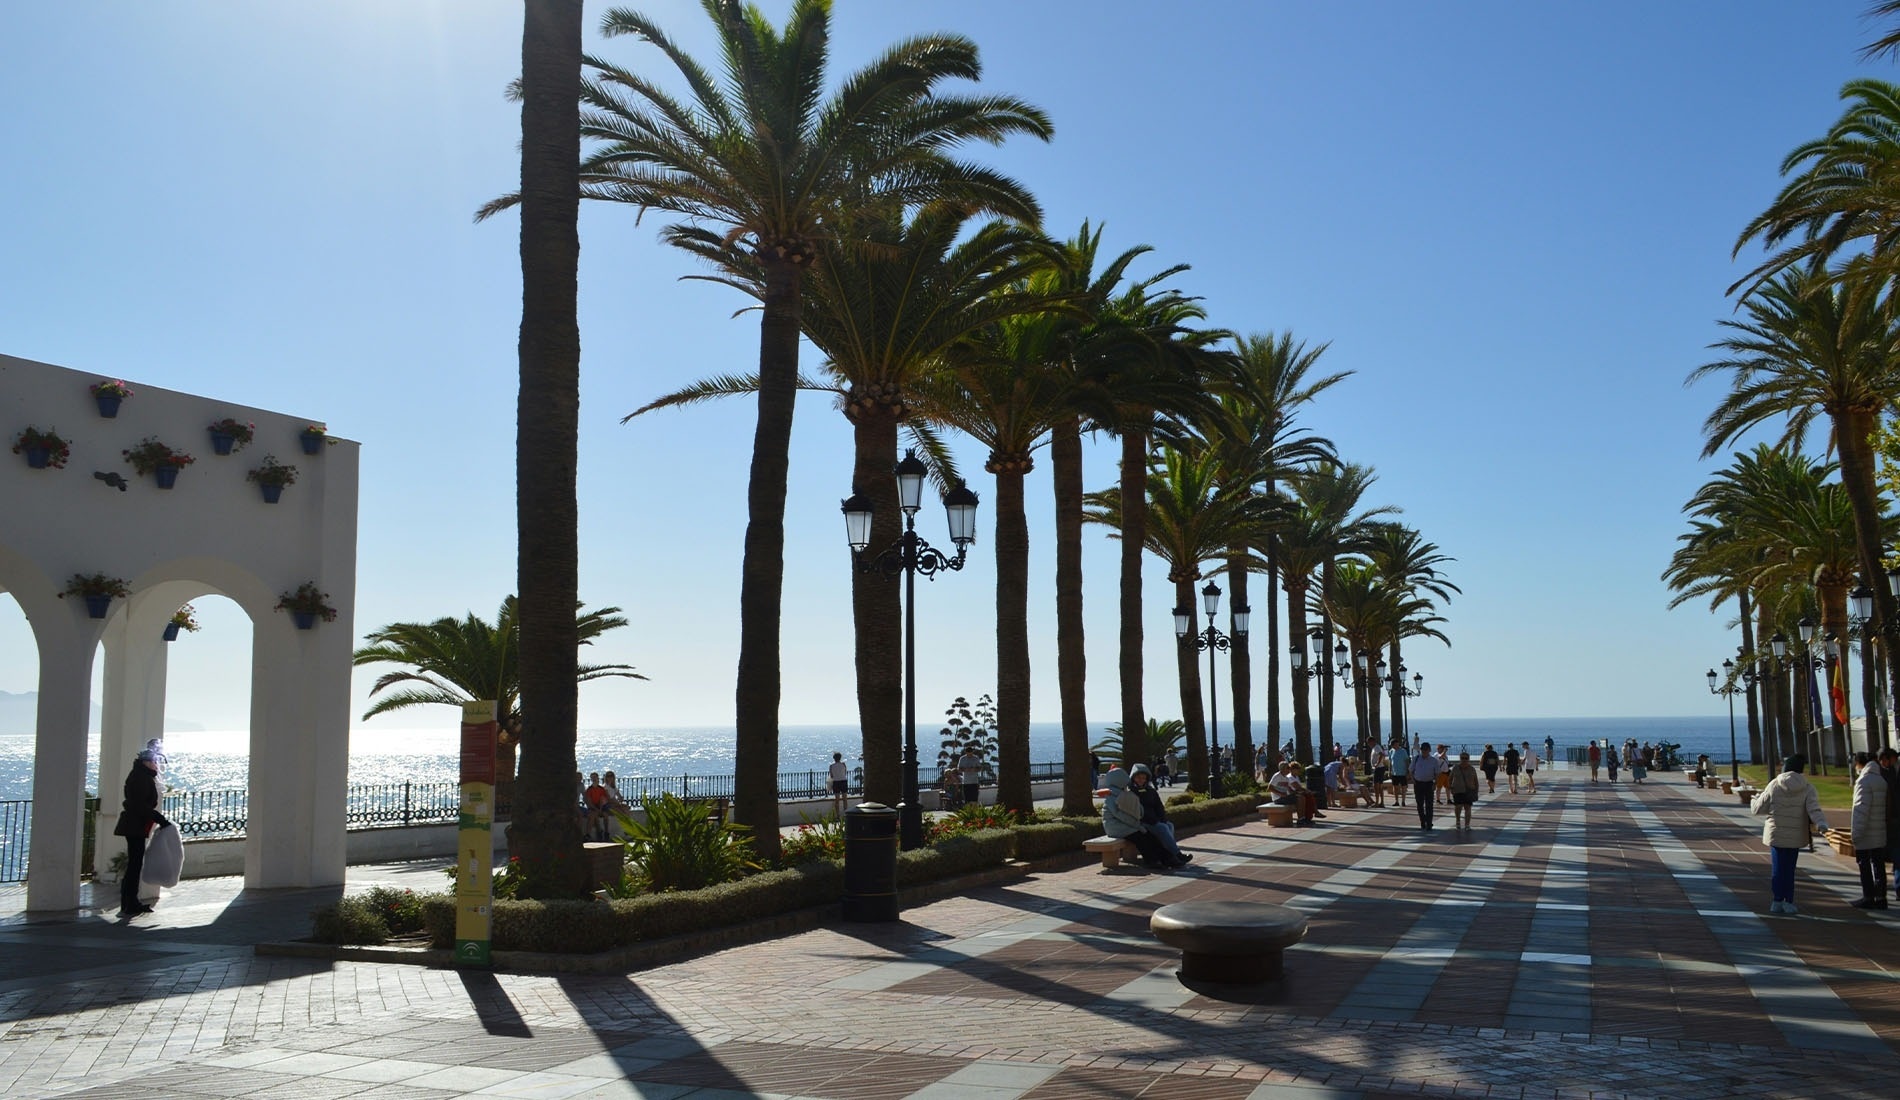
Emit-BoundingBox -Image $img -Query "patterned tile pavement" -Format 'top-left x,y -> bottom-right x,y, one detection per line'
2,768 -> 1895,1099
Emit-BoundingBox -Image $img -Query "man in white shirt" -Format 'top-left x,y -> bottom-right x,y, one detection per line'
828,752 -> 850,817
1411,749 -> 1444,831
1521,741 -> 1539,793
958,746 -> 982,808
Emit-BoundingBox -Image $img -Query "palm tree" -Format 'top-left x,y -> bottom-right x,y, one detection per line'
625,206 -> 1055,817
1085,443 -> 1275,790
1210,333 -> 1345,769
1362,523 -> 1458,745
511,0 -> 586,896
489,0 -> 1053,849
353,598 -> 644,812
1092,718 -> 1186,772
1690,265 -> 1900,733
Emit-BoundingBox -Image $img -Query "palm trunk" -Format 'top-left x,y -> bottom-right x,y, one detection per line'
1316,612 -> 1335,762
1265,531 -> 1283,768
1836,407 -> 1900,743
1822,585 -> 1849,768
1175,575 -> 1209,789
1226,550 -> 1253,779
1118,427 -> 1148,753
1366,653 -> 1382,749
1738,591 -> 1764,763
850,410 -> 903,805
511,0 -> 587,897
995,466 -> 1033,814
1052,416 -> 1092,815
732,251 -> 804,863
1288,578 -> 1313,764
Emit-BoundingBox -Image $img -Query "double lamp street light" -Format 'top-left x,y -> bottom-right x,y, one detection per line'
842,450 -> 979,851
1174,581 -> 1247,798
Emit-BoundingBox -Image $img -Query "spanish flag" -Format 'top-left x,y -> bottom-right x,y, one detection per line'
1831,658 -> 1849,727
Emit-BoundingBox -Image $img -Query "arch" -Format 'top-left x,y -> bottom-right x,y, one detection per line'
2,352 -> 359,910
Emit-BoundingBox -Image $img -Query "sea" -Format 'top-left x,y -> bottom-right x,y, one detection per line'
0,716 -> 1741,802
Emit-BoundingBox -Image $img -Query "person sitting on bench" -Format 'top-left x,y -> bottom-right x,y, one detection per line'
1130,764 -> 1192,865
1102,767 -> 1185,869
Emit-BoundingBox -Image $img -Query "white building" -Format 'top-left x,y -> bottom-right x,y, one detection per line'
0,352 -> 358,912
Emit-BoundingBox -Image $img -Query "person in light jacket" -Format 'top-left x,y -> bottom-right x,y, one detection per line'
1850,752 -> 1889,910
1099,767 -> 1177,870
1751,754 -> 1830,915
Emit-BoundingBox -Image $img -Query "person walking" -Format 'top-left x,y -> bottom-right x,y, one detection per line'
828,752 -> 850,817
1521,741 -> 1539,793
1605,743 -> 1620,784
1411,745 -> 1444,831
1448,751 -> 1480,831
958,743 -> 983,808
1502,742 -> 1522,794
1480,745 -> 1500,794
1434,744 -> 1451,804
111,739 -> 171,918
1544,736 -> 1556,771
1368,745 -> 1389,807
1389,739 -> 1410,806
1850,752 -> 1889,909
1631,743 -> 1649,784
1751,754 -> 1830,915
1588,741 -> 1601,783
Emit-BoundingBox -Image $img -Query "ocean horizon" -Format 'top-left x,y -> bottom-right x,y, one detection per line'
0,715 -> 1748,802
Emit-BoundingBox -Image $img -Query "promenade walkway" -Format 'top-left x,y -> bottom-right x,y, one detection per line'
1,772 -> 1895,1099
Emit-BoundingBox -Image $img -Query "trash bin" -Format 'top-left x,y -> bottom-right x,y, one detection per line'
842,801 -> 898,922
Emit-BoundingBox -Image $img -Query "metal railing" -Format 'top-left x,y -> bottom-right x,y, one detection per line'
0,761 -> 1071,883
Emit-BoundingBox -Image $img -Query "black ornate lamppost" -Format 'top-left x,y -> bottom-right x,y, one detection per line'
1380,661 -> 1422,747
841,450 -> 979,850
1174,581 -> 1248,797
1706,657 -> 1755,784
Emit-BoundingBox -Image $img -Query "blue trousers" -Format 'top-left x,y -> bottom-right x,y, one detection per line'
1770,845 -> 1801,903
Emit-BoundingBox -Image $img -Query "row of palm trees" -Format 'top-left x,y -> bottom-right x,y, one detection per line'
498,1 -> 1459,881
1669,13 -> 1900,772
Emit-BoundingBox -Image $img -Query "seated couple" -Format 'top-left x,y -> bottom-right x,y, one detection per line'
1269,761 -> 1325,826
1101,765 -> 1194,869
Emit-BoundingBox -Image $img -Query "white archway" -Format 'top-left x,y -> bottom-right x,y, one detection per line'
1,353 -> 359,911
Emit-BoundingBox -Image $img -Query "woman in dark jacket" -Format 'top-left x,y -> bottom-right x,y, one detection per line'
1128,765 -> 1191,866
111,740 -> 170,917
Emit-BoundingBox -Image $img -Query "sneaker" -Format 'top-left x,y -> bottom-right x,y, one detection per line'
1783,902 -> 1800,916
1768,901 -> 1788,914
1852,898 -> 1877,909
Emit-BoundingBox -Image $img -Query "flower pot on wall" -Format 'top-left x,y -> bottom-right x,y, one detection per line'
209,431 -> 236,456
162,622 -> 181,642
23,446 -> 50,469
260,483 -> 283,504
299,434 -> 323,456
154,466 -> 179,489
95,394 -> 122,418
83,595 -> 111,619
290,611 -> 317,630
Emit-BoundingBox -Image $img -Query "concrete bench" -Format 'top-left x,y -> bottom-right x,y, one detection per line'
1150,900 -> 1309,984
1083,835 -> 1140,869
1257,803 -> 1295,828
1337,789 -> 1361,808
1735,786 -> 1757,805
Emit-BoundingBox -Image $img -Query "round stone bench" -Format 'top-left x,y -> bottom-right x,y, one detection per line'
1149,900 -> 1308,984
1256,803 -> 1294,828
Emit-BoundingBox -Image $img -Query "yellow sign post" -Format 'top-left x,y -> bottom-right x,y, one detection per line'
454,700 -> 498,967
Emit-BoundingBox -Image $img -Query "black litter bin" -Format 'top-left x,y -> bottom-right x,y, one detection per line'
842,801 -> 898,922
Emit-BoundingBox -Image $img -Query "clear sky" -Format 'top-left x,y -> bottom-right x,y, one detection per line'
1,1 -> 1890,735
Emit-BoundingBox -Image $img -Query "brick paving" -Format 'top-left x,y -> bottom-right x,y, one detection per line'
2,768 -> 1896,1099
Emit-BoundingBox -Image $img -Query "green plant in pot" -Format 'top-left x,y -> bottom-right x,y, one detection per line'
207,417 -> 256,455
275,582 -> 337,630
165,603 -> 200,642
12,426 -> 71,469
246,455 -> 299,503
59,573 -> 131,619
122,437 -> 194,489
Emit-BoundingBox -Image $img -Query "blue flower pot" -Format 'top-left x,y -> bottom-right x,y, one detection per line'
95,394 -> 122,418
209,431 -> 235,456
162,622 -> 181,642
300,434 -> 323,456
23,446 -> 50,469
261,483 -> 283,504
83,595 -> 111,619
291,611 -> 317,630
154,465 -> 179,489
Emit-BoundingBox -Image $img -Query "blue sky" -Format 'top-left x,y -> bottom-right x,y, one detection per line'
0,1 -> 1889,734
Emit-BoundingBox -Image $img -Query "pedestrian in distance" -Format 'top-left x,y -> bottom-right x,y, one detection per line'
1544,736 -> 1556,772
1389,739 -> 1410,806
1521,741 -> 1539,793
959,743 -> 983,807
112,739 -> 172,918
828,752 -> 850,818
1605,744 -> 1620,784
1411,745 -> 1444,830
1448,751 -> 1480,831
1850,752 -> 1889,909
1503,742 -> 1522,794
1751,754 -> 1830,915
1588,741 -> 1601,783
1480,744 -> 1500,794
1434,744 -> 1452,804
1368,745 -> 1389,806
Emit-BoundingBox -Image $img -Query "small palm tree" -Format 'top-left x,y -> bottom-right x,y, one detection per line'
1092,718 -> 1187,774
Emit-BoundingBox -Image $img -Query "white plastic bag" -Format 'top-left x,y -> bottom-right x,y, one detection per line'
141,823 -> 183,888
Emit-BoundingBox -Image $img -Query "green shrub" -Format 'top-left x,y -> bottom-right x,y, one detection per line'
1168,793 -> 1258,829
778,815 -> 846,866
311,896 -> 389,945
1012,819 -> 1095,861
618,794 -> 760,892
928,803 -> 1023,842
896,828 -> 1013,887
360,886 -> 429,934
442,855 -> 526,899
1165,789 -> 1207,808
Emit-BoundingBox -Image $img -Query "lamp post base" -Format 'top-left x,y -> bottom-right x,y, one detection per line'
897,800 -> 924,851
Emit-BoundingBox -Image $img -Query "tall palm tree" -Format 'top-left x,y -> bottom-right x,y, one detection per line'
1362,524 -> 1458,745
1210,333 -> 1345,769
1690,265 -> 1900,732
1085,444 -> 1275,790
490,0 -> 1052,847
510,0 -> 586,896
353,599 -> 644,811
625,206 -> 1055,819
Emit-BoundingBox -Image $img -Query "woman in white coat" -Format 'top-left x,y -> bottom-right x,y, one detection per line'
1851,752 -> 1890,909
1750,754 -> 1829,915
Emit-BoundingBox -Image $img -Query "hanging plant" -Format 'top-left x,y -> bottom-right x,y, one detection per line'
123,437 -> 195,488
59,573 -> 131,619
164,603 -> 201,642
247,455 -> 299,502
12,426 -> 72,469
275,582 -> 337,629
90,379 -> 133,417
300,424 -> 327,455
207,417 -> 256,455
